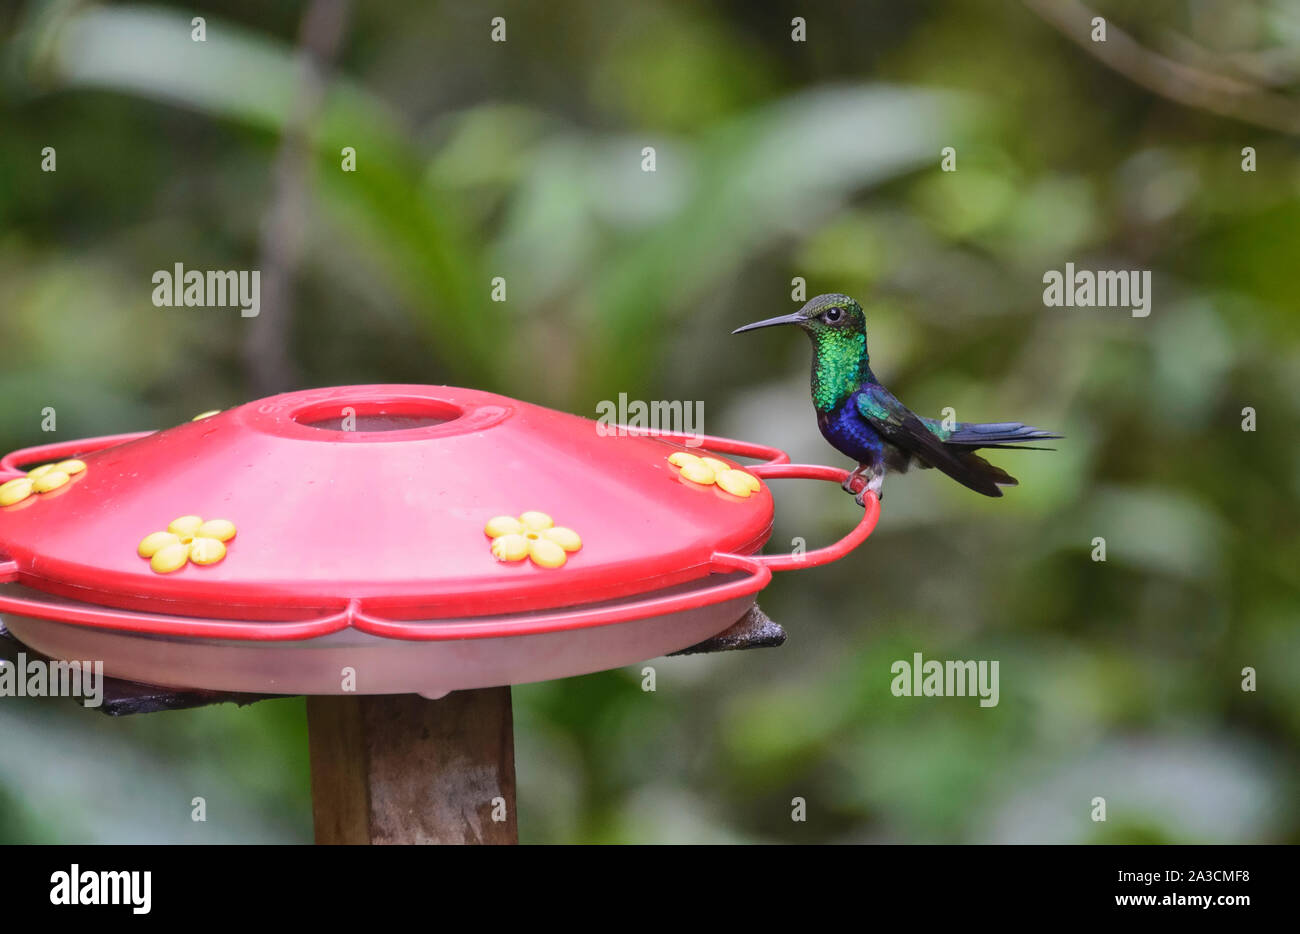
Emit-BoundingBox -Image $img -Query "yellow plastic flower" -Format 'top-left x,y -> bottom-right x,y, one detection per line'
667,451 -> 761,498
137,515 -> 237,574
0,459 -> 88,507
484,510 -> 582,568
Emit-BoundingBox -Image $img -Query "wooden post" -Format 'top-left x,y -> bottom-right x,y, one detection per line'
306,688 -> 517,844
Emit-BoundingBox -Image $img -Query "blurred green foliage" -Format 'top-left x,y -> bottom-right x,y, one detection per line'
1,0 -> 1297,842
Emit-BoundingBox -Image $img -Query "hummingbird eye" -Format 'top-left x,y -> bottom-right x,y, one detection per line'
824,307 -> 843,323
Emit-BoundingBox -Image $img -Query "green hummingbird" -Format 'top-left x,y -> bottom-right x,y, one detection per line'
733,293 -> 1060,503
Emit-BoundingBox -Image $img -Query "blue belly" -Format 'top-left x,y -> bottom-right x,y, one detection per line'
818,402 -> 887,465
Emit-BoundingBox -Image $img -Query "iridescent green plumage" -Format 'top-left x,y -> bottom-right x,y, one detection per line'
810,327 -> 870,412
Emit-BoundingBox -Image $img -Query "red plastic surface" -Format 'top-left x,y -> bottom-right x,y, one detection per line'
0,432 -> 153,482
0,386 -> 786,620
0,471 -> 877,642
0,386 -> 880,640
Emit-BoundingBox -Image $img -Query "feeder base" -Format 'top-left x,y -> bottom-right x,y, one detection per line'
0,605 -> 784,716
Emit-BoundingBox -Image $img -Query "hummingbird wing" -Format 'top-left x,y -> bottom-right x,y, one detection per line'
854,385 -> 1007,497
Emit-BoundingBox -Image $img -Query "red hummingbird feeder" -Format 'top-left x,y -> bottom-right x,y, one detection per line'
0,385 -> 880,698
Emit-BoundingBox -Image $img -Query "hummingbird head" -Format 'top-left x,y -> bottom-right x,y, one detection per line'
731,293 -> 866,339
732,293 -> 873,411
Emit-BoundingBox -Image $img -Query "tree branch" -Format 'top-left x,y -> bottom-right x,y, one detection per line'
1024,0 -> 1300,135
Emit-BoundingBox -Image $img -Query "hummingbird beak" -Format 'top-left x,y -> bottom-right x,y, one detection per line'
731,312 -> 806,334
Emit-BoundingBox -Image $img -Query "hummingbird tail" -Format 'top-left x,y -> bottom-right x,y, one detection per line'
944,422 -> 1062,447
953,450 -> 1018,496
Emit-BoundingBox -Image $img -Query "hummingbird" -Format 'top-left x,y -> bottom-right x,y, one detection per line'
733,293 -> 1060,503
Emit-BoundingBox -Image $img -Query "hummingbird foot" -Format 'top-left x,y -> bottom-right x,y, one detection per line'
854,472 -> 884,507
841,464 -> 867,494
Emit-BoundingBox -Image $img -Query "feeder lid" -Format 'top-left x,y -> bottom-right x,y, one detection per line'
0,386 -> 776,621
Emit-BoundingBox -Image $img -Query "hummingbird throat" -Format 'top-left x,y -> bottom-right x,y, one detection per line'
811,330 -> 872,412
